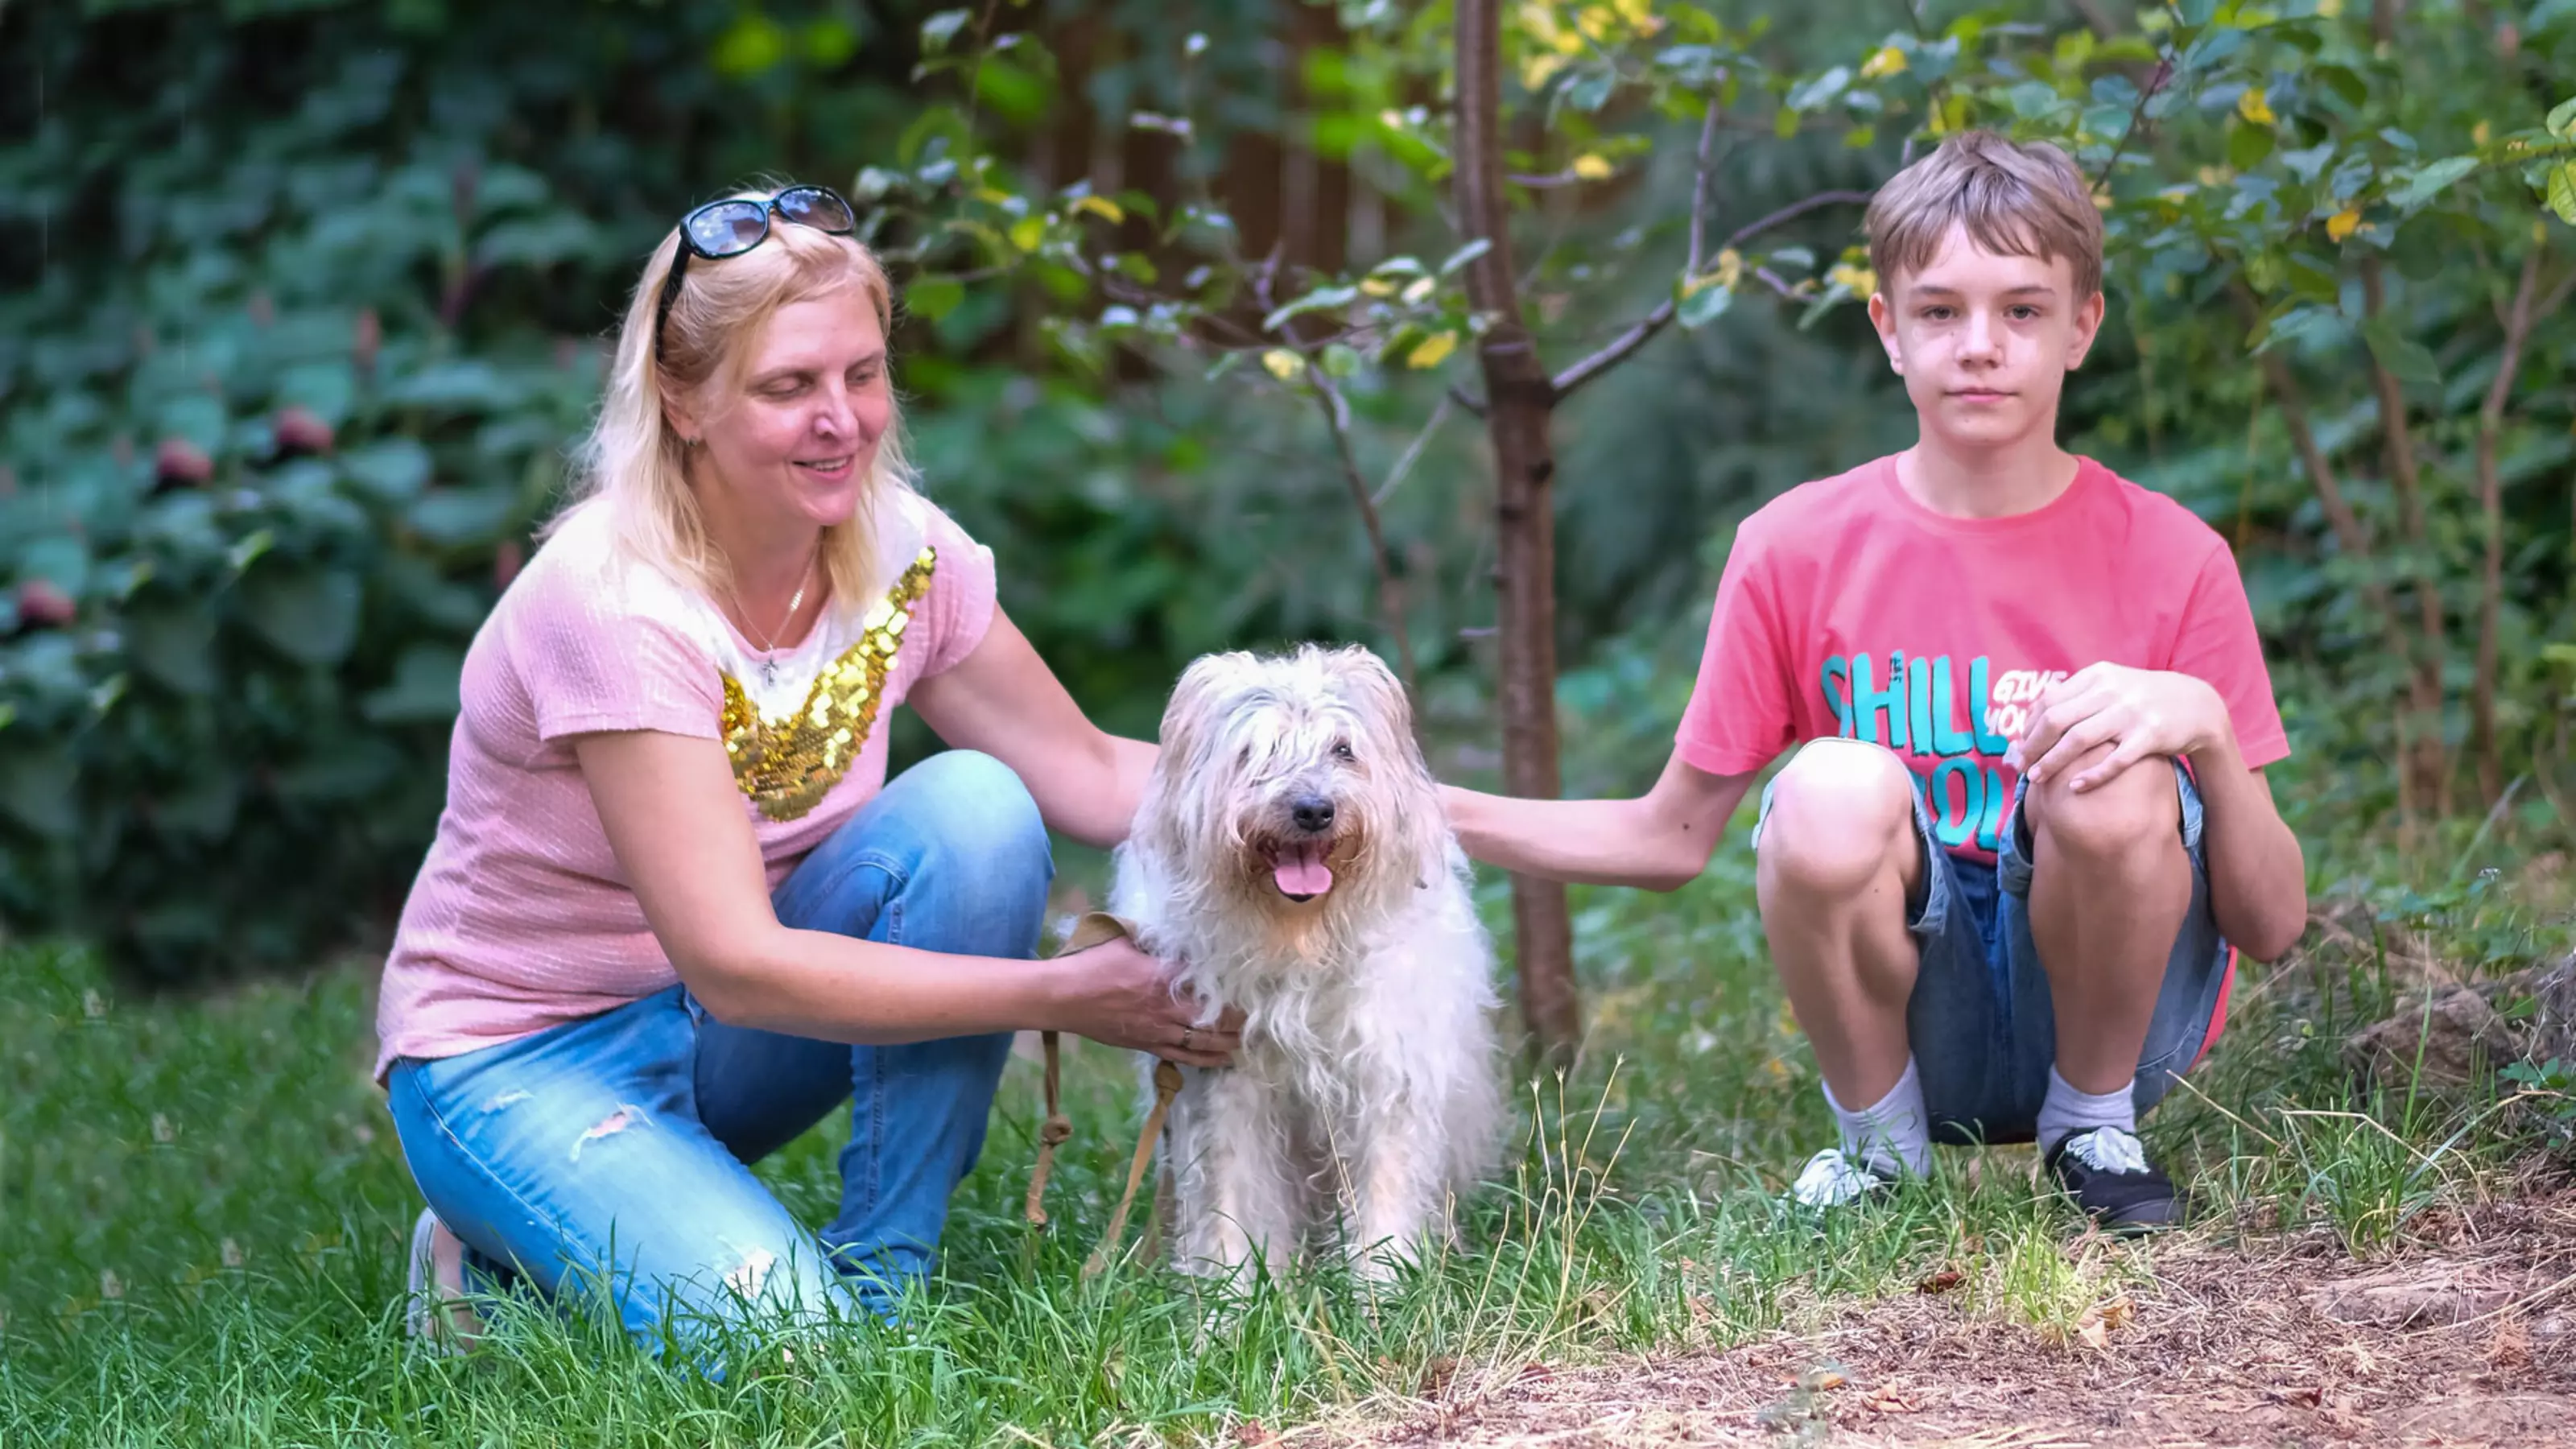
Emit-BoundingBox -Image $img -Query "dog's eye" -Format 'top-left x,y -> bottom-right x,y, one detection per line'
1331,741 -> 1356,762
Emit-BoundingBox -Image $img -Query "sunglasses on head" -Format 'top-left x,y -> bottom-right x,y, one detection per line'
653,184 -> 859,364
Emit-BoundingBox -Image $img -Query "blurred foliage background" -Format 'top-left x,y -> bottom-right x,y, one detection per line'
1,0 -> 2570,991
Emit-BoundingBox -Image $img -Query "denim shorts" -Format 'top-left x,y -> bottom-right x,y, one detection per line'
1753,750 -> 2235,1145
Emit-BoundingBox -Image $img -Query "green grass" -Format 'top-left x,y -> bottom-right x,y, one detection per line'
3,748 -> 2569,1444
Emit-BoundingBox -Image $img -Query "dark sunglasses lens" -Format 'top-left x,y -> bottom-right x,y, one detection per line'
778,188 -> 856,233
687,201 -> 770,257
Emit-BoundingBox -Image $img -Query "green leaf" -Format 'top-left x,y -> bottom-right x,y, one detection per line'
1258,285 -> 1359,334
2386,155 -> 2478,210
1785,66 -> 1851,113
157,394 -> 229,453
407,485 -> 519,548
2547,97 -> 2576,139
361,643 -> 465,724
338,438 -> 432,504
0,741 -> 77,837
123,601 -> 219,694
2177,0 -> 2217,27
2549,162 -> 2576,225
1438,238 -> 1492,275
906,276 -> 966,324
239,566 -> 362,667
919,9 -> 972,55
2228,118 -> 2276,171
2314,65 -> 2368,108
1678,279 -> 1733,328
2361,315 -> 2441,394
711,10 -> 790,77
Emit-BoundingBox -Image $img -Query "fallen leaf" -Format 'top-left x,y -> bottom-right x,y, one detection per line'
1917,1268 -> 1965,1294
1867,1389 -> 1918,1414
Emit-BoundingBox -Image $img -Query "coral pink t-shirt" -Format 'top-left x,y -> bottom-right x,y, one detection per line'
372,489 -> 997,1080
1677,454 -> 2289,864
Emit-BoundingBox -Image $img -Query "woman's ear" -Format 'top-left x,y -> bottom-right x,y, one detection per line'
662,392 -> 703,449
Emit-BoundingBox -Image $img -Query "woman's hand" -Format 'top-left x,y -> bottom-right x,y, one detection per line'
1050,935 -> 1244,1067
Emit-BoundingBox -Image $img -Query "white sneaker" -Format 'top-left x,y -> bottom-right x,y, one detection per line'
1789,1147 -> 1890,1208
405,1208 -> 485,1353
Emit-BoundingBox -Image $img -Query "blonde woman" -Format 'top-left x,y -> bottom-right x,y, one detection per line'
374,184 -> 1239,1355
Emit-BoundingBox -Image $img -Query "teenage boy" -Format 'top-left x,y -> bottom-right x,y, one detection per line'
1445,131 -> 2307,1230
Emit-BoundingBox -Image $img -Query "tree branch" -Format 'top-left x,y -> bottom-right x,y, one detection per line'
1375,391 -> 1454,507
1301,361 -> 1422,700
2359,257 -> 2446,820
1544,100 -> 1724,402
2471,247 -> 2552,801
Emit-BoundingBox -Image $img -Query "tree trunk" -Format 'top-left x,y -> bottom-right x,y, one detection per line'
2360,258 -> 2451,819
1453,0 -> 1579,1066
2472,252 -> 2566,804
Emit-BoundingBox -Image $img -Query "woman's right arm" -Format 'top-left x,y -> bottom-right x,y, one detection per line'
572,729 -> 1237,1065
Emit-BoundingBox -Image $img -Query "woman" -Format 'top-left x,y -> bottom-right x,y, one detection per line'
375,184 -> 1236,1354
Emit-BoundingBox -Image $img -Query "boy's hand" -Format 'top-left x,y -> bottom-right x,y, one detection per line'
2009,664 -> 2233,792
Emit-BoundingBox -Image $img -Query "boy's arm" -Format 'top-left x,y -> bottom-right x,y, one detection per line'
1442,748 -> 1761,892
2188,738 -> 2308,963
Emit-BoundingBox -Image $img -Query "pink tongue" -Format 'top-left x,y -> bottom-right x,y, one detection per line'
1274,843 -> 1334,897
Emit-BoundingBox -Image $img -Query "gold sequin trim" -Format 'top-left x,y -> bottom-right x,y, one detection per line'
720,547 -> 936,822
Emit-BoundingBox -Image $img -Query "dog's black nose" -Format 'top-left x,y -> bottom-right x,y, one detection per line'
1290,795 -> 1335,833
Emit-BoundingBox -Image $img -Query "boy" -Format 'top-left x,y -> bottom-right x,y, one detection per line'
1445,131 -> 2307,1230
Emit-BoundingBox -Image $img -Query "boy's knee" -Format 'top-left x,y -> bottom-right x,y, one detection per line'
2025,749 -> 2179,864
1759,741 -> 1918,895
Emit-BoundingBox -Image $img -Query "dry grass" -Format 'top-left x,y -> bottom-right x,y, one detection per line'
1219,1188 -> 2576,1449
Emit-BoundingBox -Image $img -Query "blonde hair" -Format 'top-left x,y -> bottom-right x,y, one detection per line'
1864,131 -> 2103,300
558,184 -> 912,617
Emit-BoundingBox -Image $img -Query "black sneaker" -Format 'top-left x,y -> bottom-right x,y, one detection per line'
2045,1126 -> 2185,1232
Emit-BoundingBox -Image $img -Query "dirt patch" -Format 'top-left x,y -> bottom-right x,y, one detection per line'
1269,1194 -> 2576,1448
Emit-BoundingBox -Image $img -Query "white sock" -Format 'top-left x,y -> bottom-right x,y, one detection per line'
1822,1056 -> 1931,1179
2036,1066 -> 2136,1155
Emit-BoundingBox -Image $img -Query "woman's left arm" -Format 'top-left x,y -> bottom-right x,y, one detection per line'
907,606 -> 1157,848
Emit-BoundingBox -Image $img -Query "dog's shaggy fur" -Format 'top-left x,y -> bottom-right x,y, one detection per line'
1111,644 -> 1504,1281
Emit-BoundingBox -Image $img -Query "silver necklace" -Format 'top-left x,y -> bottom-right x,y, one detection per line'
737,544 -> 819,689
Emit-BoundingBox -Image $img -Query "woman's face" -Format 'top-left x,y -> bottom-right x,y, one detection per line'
676,284 -> 892,533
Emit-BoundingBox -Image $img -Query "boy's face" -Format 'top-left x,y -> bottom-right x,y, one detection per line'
1867,224 -> 2104,452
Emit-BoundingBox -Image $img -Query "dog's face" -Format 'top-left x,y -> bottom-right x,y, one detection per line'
1141,644 -> 1442,920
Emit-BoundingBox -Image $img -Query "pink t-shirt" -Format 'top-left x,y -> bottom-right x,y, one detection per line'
1677,454 -> 2289,864
371,489 -> 997,1080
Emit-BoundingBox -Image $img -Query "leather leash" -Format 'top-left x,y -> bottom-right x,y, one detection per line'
1023,910 -> 1185,1279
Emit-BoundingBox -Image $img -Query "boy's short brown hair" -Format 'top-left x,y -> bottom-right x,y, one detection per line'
1864,130 -> 2103,300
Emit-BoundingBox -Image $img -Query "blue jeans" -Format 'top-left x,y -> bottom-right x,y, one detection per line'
385,749 -> 1053,1350
1756,751 -> 2233,1145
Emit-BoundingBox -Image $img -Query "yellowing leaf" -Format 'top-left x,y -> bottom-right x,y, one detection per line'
2317,0 -> 2342,14
975,186 -> 1016,207
1521,52 -> 1570,89
1071,195 -> 1124,224
1572,153 -> 1614,180
1009,216 -> 1046,252
1714,246 -> 1744,289
2471,120 -> 2491,147
1261,349 -> 1303,381
1402,275 -> 1437,304
1613,0 -> 1662,34
1406,331 -> 1459,369
2091,186 -> 2113,211
1575,4 -> 1614,42
1827,262 -> 1877,295
1360,278 -> 1401,298
1860,45 -> 1907,79
2326,208 -> 2362,241
1552,27 -> 1586,53
2238,87 -> 2276,126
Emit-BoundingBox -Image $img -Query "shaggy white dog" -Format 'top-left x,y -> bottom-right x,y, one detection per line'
1109,644 -> 1504,1282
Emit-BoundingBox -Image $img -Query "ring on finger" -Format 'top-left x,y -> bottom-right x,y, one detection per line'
1181,1026 -> 1196,1053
